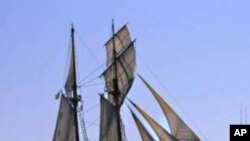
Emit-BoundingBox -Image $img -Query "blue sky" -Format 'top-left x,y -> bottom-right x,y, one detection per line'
1,0 -> 250,141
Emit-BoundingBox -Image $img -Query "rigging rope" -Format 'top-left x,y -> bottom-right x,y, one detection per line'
74,27 -> 106,89
75,31 -> 101,65
83,102 -> 99,115
79,110 -> 89,141
80,82 -> 104,88
86,116 -> 100,129
78,62 -> 105,85
137,52 -> 209,141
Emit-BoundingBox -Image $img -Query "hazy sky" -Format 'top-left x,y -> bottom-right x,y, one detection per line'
1,0 -> 250,141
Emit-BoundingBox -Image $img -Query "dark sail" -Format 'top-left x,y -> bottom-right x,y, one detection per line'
53,95 -> 76,141
99,95 -> 119,141
64,44 -> 75,96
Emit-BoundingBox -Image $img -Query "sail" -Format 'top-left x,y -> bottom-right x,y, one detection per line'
128,106 -> 155,141
53,95 -> 76,141
138,75 -> 200,141
103,25 -> 136,106
99,95 -> 120,141
64,37 -> 76,97
105,25 -> 131,64
129,99 -> 178,141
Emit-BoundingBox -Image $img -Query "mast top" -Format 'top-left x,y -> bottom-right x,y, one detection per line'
112,19 -> 115,33
71,23 -> 75,33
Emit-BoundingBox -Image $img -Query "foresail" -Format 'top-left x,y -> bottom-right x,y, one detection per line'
103,25 -> 136,106
53,95 -> 76,141
128,106 -> 155,141
138,75 -> 200,141
129,99 -> 178,141
99,95 -> 119,141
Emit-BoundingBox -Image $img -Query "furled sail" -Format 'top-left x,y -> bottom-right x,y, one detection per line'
129,99 -> 178,141
138,75 -> 200,141
53,95 -> 76,141
102,25 -> 136,106
128,106 -> 155,141
99,95 -> 119,141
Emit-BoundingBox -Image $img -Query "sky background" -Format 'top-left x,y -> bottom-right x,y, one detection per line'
1,0 -> 250,141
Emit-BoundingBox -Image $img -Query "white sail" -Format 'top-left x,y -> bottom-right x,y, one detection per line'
128,106 -> 155,141
99,95 -> 119,141
102,25 -> 136,106
138,75 -> 200,141
129,99 -> 178,141
53,95 -> 76,141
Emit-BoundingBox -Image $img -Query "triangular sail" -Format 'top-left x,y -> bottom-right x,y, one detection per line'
53,95 -> 76,141
138,75 -> 200,141
64,43 -> 75,97
128,106 -> 155,141
99,95 -> 119,141
102,25 -> 136,106
129,99 -> 178,141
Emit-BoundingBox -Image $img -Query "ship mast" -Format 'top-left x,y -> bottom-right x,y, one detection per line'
100,20 -> 135,141
71,25 -> 80,141
111,19 -> 123,141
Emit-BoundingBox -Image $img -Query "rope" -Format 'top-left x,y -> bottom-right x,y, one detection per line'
80,82 -> 104,88
79,110 -> 89,141
75,31 -> 101,65
84,103 -> 99,115
85,122 -> 99,126
86,116 -> 100,129
78,62 -> 105,85
137,52 -> 209,141
80,76 -> 100,86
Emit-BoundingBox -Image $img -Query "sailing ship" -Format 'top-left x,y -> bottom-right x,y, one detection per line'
52,21 -> 201,141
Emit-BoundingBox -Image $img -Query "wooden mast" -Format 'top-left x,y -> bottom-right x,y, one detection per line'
71,25 -> 80,141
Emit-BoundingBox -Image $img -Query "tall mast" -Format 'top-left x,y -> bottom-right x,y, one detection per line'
111,19 -> 122,141
71,25 -> 80,141
112,19 -> 118,84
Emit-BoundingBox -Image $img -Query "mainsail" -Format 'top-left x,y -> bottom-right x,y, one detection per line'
138,75 -> 200,141
53,95 -> 76,141
99,95 -> 119,141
